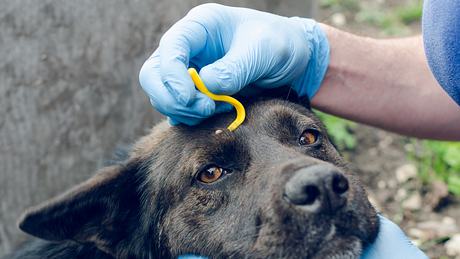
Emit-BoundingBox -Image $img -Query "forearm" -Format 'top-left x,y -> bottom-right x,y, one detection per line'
313,24 -> 460,140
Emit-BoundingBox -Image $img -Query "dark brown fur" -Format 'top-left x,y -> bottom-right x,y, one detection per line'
12,96 -> 378,259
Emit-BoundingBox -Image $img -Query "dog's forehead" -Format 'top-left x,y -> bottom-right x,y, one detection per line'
130,100 -> 316,159
246,99 -> 318,125
197,99 -> 318,131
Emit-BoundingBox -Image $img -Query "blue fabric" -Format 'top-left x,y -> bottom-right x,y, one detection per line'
361,215 -> 427,259
422,0 -> 460,105
177,214 -> 428,258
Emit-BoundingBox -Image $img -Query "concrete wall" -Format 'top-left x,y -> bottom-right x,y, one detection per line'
0,0 -> 316,256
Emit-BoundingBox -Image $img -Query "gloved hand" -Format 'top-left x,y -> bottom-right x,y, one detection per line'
139,3 -> 329,125
361,214 -> 428,259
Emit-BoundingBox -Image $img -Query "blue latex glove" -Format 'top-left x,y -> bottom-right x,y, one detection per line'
139,3 -> 329,125
361,214 -> 427,259
177,215 -> 427,259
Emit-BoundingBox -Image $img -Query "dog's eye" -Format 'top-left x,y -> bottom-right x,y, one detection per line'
197,166 -> 230,184
299,129 -> 319,146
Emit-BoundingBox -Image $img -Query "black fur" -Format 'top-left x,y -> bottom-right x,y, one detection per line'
11,96 -> 378,259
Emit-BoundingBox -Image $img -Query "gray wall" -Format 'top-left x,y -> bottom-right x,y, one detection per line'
0,0 -> 316,256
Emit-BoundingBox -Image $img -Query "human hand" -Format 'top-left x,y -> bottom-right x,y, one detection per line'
361,214 -> 427,259
139,4 -> 329,125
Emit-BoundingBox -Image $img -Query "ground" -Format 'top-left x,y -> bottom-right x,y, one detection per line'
349,125 -> 459,258
318,0 -> 460,258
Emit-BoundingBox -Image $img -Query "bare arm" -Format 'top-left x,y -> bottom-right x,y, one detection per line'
313,24 -> 460,140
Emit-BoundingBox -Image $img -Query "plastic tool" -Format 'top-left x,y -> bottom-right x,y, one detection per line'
188,68 -> 246,131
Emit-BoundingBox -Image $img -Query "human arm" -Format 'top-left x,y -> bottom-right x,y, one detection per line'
138,4 -> 431,258
313,25 -> 460,140
139,5 -> 460,139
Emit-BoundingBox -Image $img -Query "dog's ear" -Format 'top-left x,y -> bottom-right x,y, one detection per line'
18,160 -> 144,255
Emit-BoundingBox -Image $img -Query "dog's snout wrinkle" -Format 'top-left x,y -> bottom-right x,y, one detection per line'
284,164 -> 349,214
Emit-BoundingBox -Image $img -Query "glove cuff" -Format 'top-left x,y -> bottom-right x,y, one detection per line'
291,17 -> 330,100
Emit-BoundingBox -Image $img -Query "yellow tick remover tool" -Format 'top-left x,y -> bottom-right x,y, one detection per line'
188,68 -> 246,132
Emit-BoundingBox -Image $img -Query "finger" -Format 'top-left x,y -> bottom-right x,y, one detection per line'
139,53 -> 215,124
159,20 -> 208,106
171,91 -> 215,119
171,102 -> 233,126
215,102 -> 234,114
198,44 -> 250,95
167,117 -> 181,126
149,86 -> 215,125
168,114 -> 203,126
151,92 -> 214,126
163,94 -> 215,126
199,24 -> 271,95
169,102 -> 232,126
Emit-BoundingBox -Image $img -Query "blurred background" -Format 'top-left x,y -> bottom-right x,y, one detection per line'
1,0 -> 459,258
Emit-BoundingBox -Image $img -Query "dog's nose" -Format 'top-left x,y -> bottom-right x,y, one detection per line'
283,164 -> 349,214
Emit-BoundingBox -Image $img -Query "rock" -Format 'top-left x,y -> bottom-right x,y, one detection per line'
395,188 -> 408,202
377,180 -> 386,189
402,193 -> 422,211
443,216 -> 456,226
426,180 -> 450,211
408,228 -> 432,241
387,179 -> 398,189
446,234 -> 460,257
395,164 -> 417,184
416,218 -> 458,239
331,13 -> 346,27
404,143 -> 415,152
368,147 -> 378,156
331,13 -> 347,27
378,135 -> 393,149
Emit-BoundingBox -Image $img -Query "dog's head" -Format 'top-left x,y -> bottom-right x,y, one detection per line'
18,97 -> 378,258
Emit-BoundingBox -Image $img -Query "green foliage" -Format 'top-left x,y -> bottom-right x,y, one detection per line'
355,9 -> 408,35
321,0 -> 423,36
315,111 -> 357,150
320,0 -> 360,12
319,0 -> 460,199
408,140 -> 460,196
395,1 -> 423,24
355,3 -> 419,36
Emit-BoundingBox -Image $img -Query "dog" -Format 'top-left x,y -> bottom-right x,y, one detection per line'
11,93 -> 379,258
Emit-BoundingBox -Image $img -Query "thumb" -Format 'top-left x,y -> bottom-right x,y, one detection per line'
199,38 -> 261,95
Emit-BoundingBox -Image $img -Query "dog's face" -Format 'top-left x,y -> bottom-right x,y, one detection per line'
18,99 -> 378,258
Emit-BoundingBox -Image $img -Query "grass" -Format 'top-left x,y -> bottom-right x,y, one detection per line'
321,0 -> 423,36
318,113 -> 460,197
320,0 -> 360,12
395,1 -> 424,25
408,140 -> 460,196
315,111 -> 357,151
319,0 -> 460,197
318,112 -> 460,197
355,0 -> 422,36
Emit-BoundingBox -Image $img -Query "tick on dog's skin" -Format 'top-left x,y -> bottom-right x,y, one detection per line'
12,92 -> 379,259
